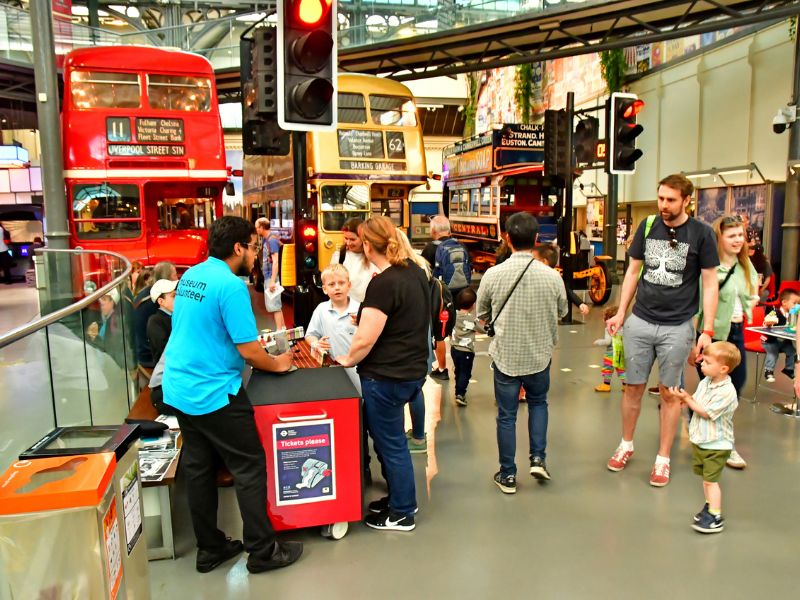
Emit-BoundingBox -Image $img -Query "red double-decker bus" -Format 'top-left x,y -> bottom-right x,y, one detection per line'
63,46 -> 228,268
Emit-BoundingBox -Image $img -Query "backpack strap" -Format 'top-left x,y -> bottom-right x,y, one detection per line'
638,214 -> 658,280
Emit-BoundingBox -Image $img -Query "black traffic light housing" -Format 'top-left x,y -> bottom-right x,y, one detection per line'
574,116 -> 599,165
608,92 -> 644,174
278,0 -> 338,131
544,108 -> 571,180
240,27 -> 290,155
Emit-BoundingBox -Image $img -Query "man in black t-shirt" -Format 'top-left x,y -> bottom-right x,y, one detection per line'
605,174 -> 719,488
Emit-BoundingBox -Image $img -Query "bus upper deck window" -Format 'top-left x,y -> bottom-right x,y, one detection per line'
369,95 -> 417,127
148,75 -> 211,112
338,93 -> 366,124
70,71 -> 140,109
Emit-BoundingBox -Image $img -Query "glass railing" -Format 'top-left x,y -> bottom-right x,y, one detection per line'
0,1 -> 587,70
0,249 -> 134,471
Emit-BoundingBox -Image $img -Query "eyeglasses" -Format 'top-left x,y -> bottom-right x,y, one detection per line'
243,242 -> 259,251
668,227 -> 678,249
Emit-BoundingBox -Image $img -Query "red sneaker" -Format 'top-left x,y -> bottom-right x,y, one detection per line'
607,446 -> 633,471
650,462 -> 670,487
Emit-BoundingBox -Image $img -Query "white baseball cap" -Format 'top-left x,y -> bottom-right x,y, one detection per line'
150,279 -> 178,304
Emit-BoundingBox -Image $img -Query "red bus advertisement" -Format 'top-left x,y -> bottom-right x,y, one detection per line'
63,46 -> 228,268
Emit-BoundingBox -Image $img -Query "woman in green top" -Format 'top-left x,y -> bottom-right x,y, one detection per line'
697,215 -> 758,468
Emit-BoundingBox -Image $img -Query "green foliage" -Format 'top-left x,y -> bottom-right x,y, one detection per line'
790,16 -> 797,41
514,63 -> 535,124
464,72 -> 480,137
599,49 -> 627,93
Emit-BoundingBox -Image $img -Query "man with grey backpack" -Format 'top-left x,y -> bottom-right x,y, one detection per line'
423,216 -> 472,380
477,212 -> 567,495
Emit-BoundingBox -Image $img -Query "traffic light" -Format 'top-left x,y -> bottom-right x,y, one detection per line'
278,0 -> 338,131
574,116 -> 599,165
297,220 -> 318,274
544,109 -> 570,179
608,92 -> 644,174
240,29 -> 290,155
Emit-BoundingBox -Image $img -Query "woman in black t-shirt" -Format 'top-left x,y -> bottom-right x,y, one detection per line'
336,216 -> 430,532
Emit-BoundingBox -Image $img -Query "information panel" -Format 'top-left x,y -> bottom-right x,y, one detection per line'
135,118 -> 185,143
273,420 -> 336,506
338,129 -> 384,158
108,144 -> 185,157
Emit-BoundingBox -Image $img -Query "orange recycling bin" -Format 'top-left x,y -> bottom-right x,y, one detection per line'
0,454 -> 130,600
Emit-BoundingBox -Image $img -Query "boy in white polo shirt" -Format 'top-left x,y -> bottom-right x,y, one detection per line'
306,263 -> 360,393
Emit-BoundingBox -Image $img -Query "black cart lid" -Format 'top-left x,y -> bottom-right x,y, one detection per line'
247,366 -> 359,406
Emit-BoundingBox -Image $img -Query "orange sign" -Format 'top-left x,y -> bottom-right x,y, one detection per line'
596,142 -> 607,160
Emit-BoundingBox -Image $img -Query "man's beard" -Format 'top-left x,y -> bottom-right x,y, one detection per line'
235,260 -> 251,277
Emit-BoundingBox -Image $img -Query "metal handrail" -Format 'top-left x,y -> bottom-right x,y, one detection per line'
0,248 -> 132,349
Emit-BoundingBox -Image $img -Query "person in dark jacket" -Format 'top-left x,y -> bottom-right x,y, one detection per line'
133,261 -> 177,371
147,278 -> 177,365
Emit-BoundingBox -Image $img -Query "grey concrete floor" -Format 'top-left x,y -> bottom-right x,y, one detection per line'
149,294 -> 800,600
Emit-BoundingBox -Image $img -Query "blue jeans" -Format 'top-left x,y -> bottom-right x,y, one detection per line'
494,363 -> 551,477
451,348 -> 474,397
409,388 -> 425,440
361,376 -> 425,516
764,339 -> 797,374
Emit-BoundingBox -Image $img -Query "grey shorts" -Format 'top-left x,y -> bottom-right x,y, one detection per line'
264,288 -> 282,313
622,313 -> 694,387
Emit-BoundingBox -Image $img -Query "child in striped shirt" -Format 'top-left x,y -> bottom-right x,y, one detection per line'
670,341 -> 740,534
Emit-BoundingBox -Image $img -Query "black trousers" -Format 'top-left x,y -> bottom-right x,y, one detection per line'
174,386 -> 276,557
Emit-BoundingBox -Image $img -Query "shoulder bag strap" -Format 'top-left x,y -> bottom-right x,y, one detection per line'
488,257 -> 535,329
717,262 -> 736,291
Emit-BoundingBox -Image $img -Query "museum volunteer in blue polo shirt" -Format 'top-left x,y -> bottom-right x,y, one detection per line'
162,216 -> 303,575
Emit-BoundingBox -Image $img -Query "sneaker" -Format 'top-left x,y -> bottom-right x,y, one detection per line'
764,370 -> 775,383
429,368 -> 449,381
649,462 -> 671,487
408,437 -> 427,454
367,496 -> 419,515
781,367 -> 795,379
493,471 -> 517,494
595,383 -> 611,392
455,394 -> 468,406
529,456 -> 551,481
364,510 -> 416,532
691,511 -> 725,534
648,386 -> 660,396
607,446 -> 634,471
726,449 -> 747,469
246,541 -> 303,573
693,503 -> 710,523
196,538 -> 243,573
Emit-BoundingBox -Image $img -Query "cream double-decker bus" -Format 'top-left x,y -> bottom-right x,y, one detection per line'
243,74 -> 427,315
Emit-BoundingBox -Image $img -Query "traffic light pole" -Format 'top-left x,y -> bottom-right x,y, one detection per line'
292,131 -> 314,328
781,30 -> 800,281
604,173 -> 619,283
562,92 -> 576,324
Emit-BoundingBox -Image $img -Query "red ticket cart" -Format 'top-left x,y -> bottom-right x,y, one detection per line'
247,356 -> 362,540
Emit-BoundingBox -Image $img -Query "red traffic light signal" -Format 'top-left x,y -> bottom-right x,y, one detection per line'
608,92 -> 644,174
293,0 -> 332,26
278,0 -> 338,131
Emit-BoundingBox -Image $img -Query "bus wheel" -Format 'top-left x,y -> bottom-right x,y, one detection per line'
588,262 -> 612,305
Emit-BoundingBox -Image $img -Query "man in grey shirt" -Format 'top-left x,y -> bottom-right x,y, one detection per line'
477,212 -> 568,494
